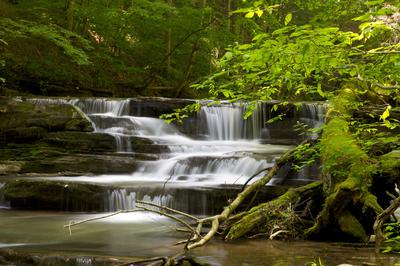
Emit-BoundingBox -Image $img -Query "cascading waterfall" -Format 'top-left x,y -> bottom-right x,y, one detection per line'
29,97 -> 326,215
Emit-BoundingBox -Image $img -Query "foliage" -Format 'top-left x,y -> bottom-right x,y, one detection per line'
0,17 -> 92,65
0,0 -> 239,96
383,222 -> 400,253
292,141 -> 320,171
307,257 -> 324,266
193,11 -> 399,103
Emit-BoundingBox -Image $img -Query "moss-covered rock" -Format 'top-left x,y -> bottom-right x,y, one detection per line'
0,97 -> 93,142
0,161 -> 23,175
1,126 -> 47,142
379,150 -> 400,178
3,179 -> 107,211
42,132 -> 115,153
338,210 -> 368,242
21,154 -> 138,175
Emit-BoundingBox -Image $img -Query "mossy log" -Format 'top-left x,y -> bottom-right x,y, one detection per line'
225,181 -> 323,240
305,117 -> 384,241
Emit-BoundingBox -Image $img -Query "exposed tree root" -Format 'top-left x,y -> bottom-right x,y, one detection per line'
224,181 -> 323,240
305,117 -> 384,241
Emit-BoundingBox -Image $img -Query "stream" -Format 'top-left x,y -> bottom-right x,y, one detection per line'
1,98 -> 399,265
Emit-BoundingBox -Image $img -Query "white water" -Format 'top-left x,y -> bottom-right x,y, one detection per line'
28,98 -> 325,213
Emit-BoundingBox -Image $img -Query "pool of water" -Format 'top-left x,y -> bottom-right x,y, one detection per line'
1,209 -> 400,266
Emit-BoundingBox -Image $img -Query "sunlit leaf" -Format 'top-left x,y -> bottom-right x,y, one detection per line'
380,105 -> 391,121
245,11 -> 255,18
284,13 -> 292,26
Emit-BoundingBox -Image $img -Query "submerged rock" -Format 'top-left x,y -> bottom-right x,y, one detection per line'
0,248 -> 125,266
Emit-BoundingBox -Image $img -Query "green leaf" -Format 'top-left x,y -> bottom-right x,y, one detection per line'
245,11 -> 255,18
317,83 -> 325,97
349,68 -> 357,77
284,13 -> 292,26
224,51 -> 233,60
255,9 -> 263,18
364,0 -> 384,6
380,105 -> 391,121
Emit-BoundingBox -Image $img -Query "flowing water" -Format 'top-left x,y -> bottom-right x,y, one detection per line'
29,98 -> 321,212
2,98 -> 393,265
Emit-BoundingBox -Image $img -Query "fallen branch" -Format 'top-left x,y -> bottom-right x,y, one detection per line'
63,206 -> 200,239
136,200 -> 199,221
64,210 -> 134,235
373,194 -> 400,251
186,148 -> 296,250
135,204 -> 201,239
62,147 -> 298,252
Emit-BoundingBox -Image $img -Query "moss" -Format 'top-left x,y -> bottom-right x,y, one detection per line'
338,210 -> 368,242
320,117 -> 371,189
361,193 -> 383,214
0,98 -> 93,134
225,181 -> 323,240
379,150 -> 400,177
43,132 -> 115,153
1,126 -> 48,142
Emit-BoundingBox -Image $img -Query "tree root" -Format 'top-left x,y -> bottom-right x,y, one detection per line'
224,181 -> 323,240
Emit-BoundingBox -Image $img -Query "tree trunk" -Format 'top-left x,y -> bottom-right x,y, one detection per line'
66,0 -> 75,31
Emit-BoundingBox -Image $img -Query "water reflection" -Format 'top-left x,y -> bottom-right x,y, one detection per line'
1,210 -> 400,265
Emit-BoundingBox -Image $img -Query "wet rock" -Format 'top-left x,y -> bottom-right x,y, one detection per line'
0,161 -> 23,175
129,97 -> 196,117
0,97 -> 93,140
2,126 -> 47,142
21,154 -> 138,175
3,179 -> 108,211
0,249 -> 40,266
43,132 -> 115,153
0,249 -> 126,265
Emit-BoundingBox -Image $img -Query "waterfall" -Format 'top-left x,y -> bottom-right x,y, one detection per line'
106,189 -> 173,212
24,97 -> 327,214
129,155 -> 271,184
199,101 -> 327,141
299,102 -> 328,139
71,99 -> 130,116
199,102 -> 269,140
